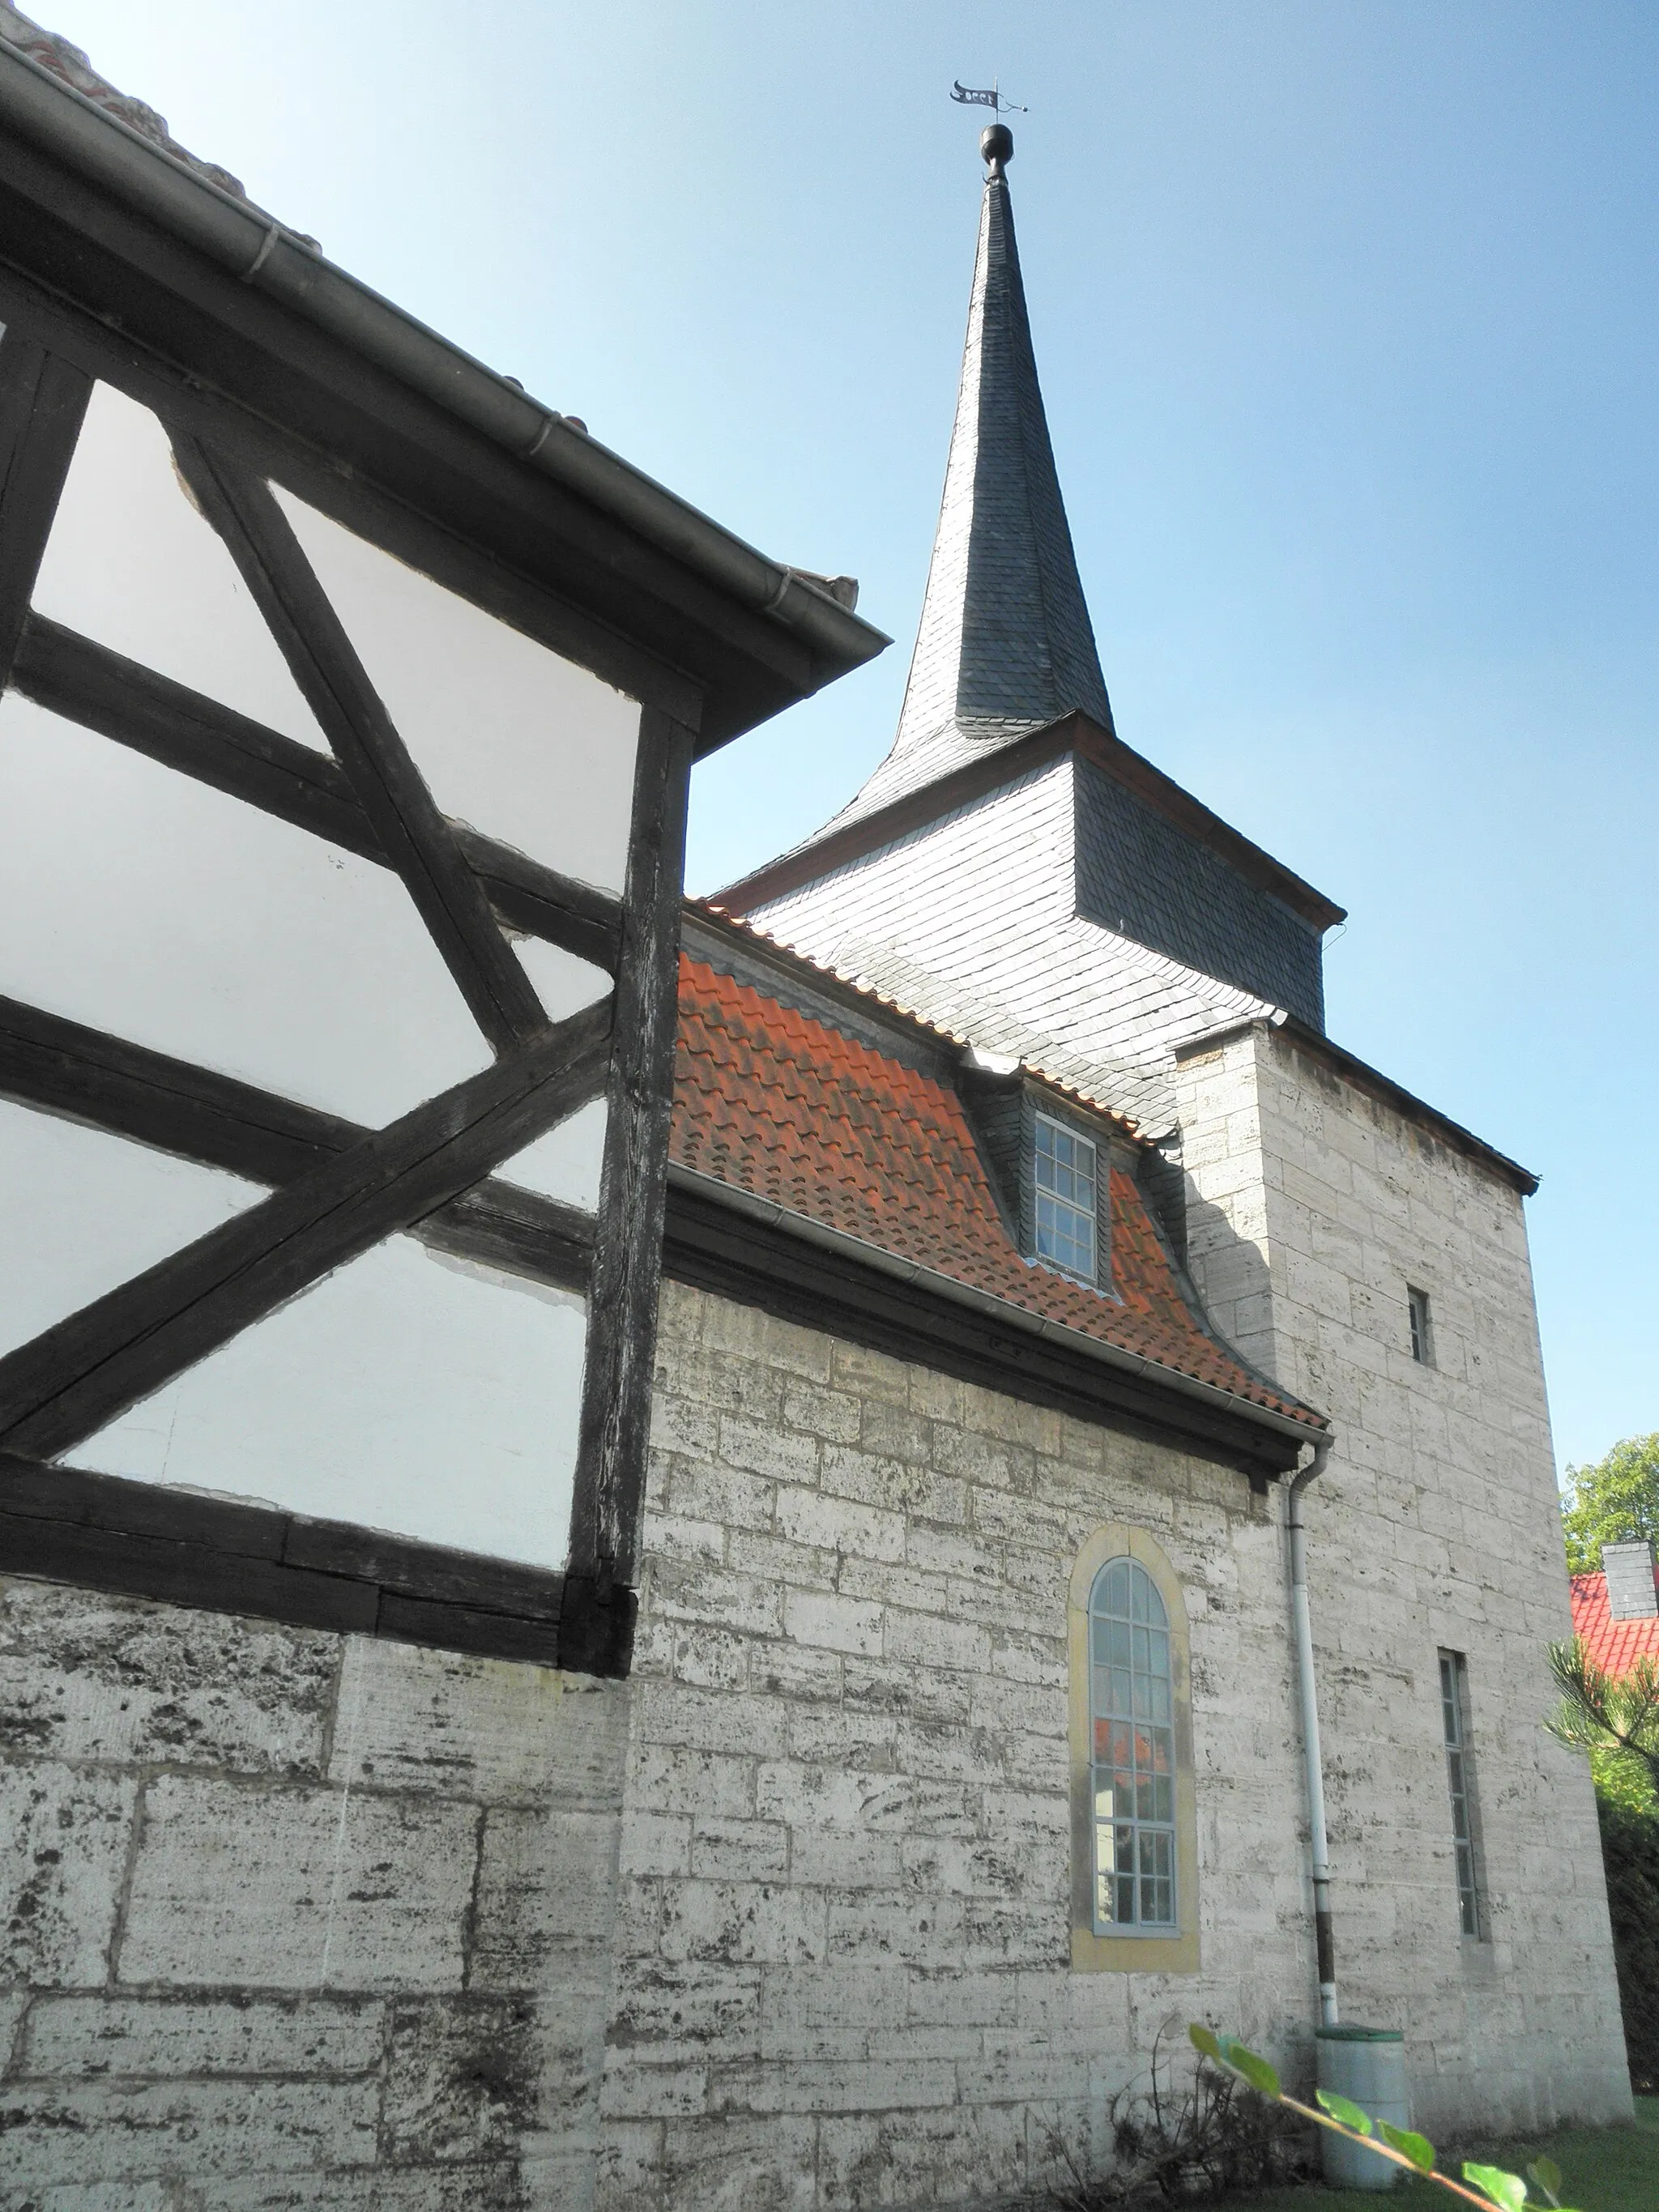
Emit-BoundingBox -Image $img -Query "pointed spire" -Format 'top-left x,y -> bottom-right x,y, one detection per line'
826,127 -> 1112,828
900,124 -> 1112,748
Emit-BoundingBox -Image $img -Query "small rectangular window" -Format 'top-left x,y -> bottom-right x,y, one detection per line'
1408,1285 -> 1432,1365
1439,1651 -> 1482,1938
1034,1115 -> 1098,1283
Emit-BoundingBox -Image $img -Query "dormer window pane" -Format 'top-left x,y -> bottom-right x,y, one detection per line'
1034,1114 -> 1097,1282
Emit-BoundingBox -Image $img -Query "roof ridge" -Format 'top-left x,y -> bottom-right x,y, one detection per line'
690,901 -> 1142,1138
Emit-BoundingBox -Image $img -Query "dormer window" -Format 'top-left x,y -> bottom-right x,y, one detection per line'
1034,1113 -> 1098,1282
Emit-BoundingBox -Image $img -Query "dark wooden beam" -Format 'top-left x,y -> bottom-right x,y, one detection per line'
0,998 -> 612,1460
0,1452 -> 637,1671
570,709 -> 695,1590
169,434 -> 550,1054
0,334 -> 88,685
11,613 -> 624,970
0,992 -> 595,1294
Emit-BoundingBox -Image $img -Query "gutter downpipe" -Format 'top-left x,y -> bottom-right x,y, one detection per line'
1288,1436 -> 1338,2027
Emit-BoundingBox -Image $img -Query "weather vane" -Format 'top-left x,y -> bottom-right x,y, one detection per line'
950,80 -> 1027,116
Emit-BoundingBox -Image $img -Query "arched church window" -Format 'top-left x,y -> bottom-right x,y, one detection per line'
1089,1557 -> 1176,1930
1068,1524 -> 1196,1971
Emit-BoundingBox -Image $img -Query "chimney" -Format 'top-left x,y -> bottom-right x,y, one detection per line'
1601,1541 -> 1659,1620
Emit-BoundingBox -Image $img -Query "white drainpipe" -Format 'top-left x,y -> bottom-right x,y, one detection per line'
1287,1437 -> 1338,2026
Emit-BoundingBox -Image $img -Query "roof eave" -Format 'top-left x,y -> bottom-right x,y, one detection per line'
665,1159 -> 1325,1473
0,37 -> 888,748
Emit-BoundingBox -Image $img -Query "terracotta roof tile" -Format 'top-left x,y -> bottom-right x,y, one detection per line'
1569,1569 -> 1659,1677
671,955 -> 1320,1430
697,902 -> 1143,1136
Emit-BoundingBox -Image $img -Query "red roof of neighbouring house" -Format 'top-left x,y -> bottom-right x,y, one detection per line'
669,953 -> 1321,1430
1570,1569 -> 1659,1677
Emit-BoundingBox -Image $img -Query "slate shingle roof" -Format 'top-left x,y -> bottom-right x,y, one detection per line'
671,954 -> 1320,1430
1570,1569 -> 1659,1677
806,147 -> 1112,845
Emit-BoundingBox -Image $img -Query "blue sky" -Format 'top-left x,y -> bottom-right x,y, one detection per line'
46,0 -> 1657,1477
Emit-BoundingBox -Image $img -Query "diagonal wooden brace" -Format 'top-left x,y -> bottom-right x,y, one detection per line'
0,996 -> 612,1460
170,432 -> 550,1054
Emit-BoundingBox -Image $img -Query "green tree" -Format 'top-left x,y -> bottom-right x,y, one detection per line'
1559,1432 -> 1659,1575
1546,1635 -> 1659,1799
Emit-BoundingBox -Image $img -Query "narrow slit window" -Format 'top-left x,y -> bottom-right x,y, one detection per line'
1439,1650 -> 1482,1938
1035,1114 -> 1098,1283
1090,1558 -> 1176,1932
1408,1285 -> 1432,1365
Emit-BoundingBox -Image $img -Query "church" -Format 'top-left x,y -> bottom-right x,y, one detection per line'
0,15 -> 1630,2209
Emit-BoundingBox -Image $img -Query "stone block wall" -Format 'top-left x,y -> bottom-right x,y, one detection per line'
0,1578 -> 628,2209
2,1051 -> 1627,2210
1175,1023 -> 1630,2133
603,1280 -> 1318,2211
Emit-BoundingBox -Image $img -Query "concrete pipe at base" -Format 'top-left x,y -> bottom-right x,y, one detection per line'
1315,2027 -> 1410,2189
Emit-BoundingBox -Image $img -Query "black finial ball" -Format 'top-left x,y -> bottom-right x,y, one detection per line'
980,122 -> 1013,168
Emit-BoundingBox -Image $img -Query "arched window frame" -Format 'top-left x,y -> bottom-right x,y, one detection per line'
1068,1523 -> 1200,1974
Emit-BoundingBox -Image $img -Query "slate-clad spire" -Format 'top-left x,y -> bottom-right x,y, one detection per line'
826,126 -> 1114,829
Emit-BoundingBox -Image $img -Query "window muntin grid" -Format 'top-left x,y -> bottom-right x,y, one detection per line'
1439,1650 -> 1480,1938
1034,1114 -> 1097,1283
1090,1557 -> 1176,1931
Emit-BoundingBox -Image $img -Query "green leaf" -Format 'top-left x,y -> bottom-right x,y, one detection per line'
1378,2122 -> 1435,2173
1464,2163 -> 1528,2212
1188,2026 -> 1222,2062
1316,2090 -> 1374,2136
1217,2039 -> 1281,2100
1528,2159 -> 1563,2206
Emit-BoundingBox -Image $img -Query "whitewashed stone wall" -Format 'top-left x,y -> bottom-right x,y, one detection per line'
0,1580 -> 627,2209
601,1280 -> 1320,2211
2,1033 -> 1628,2207
1175,1021 -> 1630,2135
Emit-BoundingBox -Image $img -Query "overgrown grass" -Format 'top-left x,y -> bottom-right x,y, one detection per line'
1207,2096 -> 1657,2212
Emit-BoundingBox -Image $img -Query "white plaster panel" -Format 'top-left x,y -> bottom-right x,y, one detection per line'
512,936 -> 612,1023
75,1235 -> 586,1571
271,484 -> 642,895
29,380 -> 326,748
0,1101 -> 259,1360
495,1094 -> 608,1213
0,693 -> 491,1126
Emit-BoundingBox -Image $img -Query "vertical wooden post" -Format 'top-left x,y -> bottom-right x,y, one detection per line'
0,339 -> 90,685
566,705 -> 697,1672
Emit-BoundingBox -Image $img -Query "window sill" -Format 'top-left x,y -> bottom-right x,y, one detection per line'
1072,1924 -> 1201,1975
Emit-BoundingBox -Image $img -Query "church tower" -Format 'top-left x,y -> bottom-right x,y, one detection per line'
721,124 -> 1344,1140
720,142 -> 1618,2129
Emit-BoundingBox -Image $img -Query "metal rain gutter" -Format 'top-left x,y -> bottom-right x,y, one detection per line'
667,1161 -> 1324,1448
1287,1436 -> 1339,2026
0,38 -> 889,682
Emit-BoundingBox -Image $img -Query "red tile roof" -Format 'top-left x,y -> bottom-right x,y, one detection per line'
1570,1570 -> 1659,1677
670,954 -> 1320,1430
697,901 -> 1143,1136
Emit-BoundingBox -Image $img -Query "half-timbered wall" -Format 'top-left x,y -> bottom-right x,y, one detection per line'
0,296 -> 696,1671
